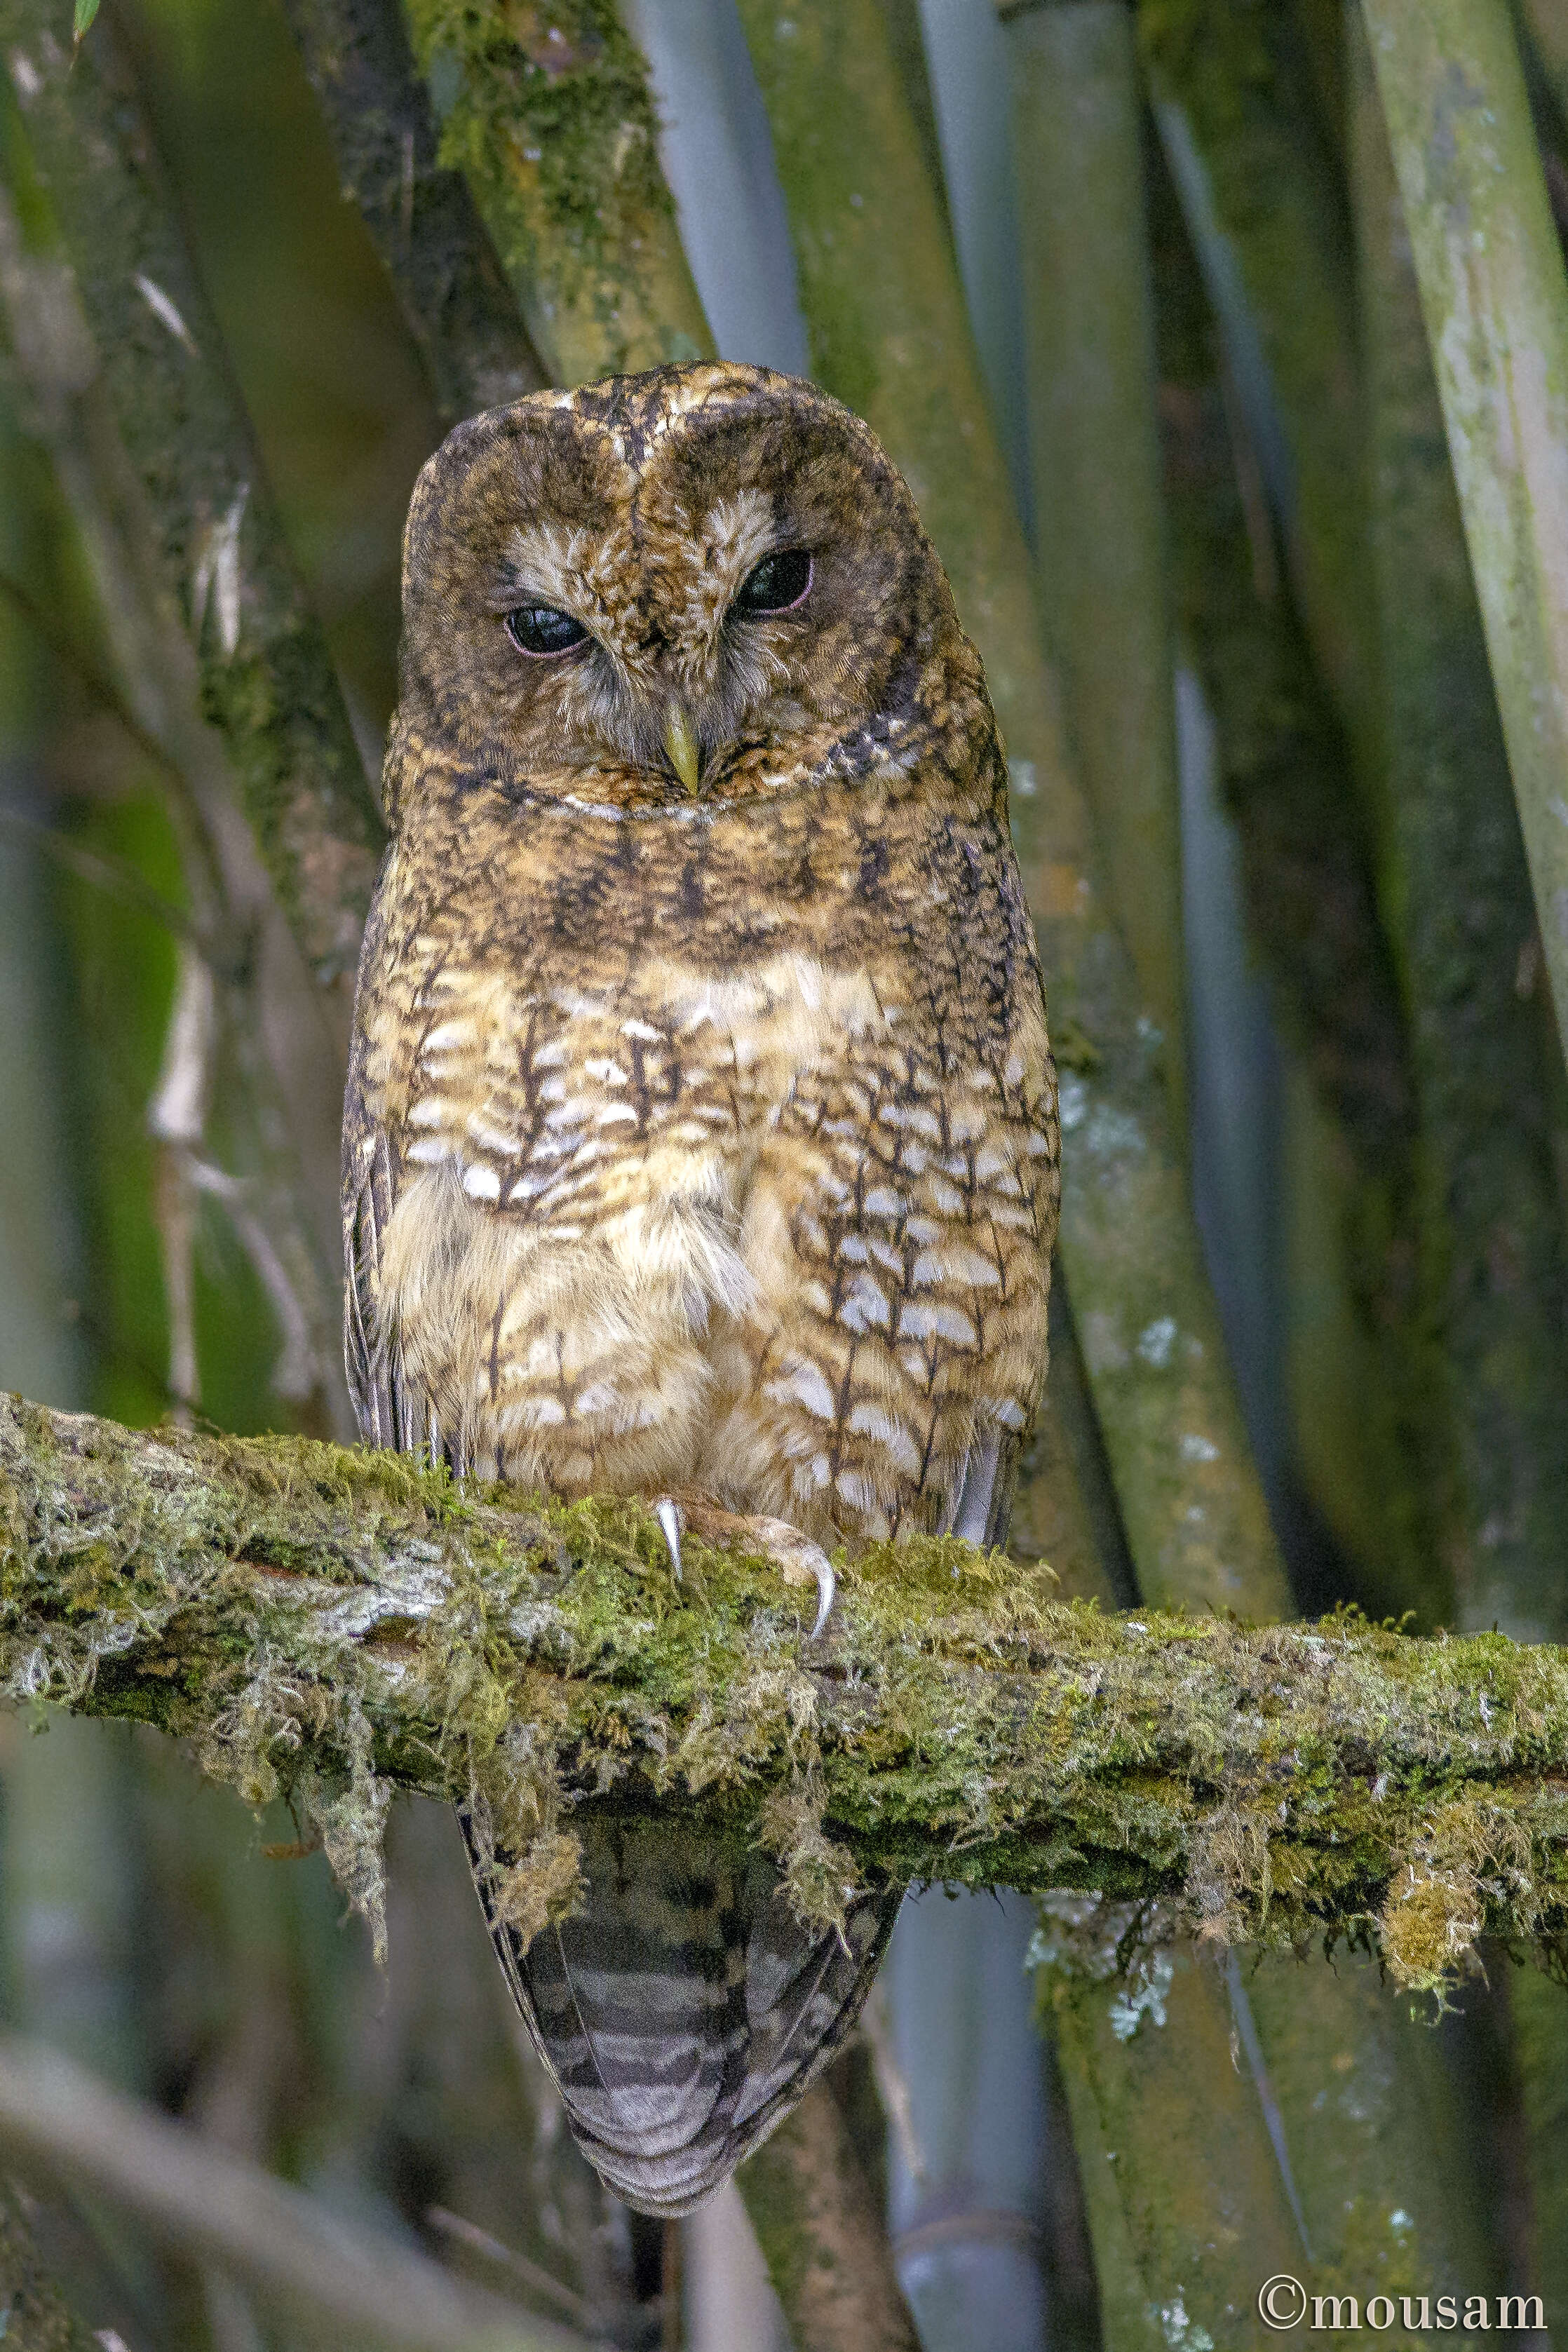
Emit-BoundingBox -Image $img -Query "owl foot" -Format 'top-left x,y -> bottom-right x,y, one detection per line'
651,1494 -> 834,1638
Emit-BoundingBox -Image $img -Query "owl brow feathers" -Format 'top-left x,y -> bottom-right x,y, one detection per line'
393,361 -> 956,817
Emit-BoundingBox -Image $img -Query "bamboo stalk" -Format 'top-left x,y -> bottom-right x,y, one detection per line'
733,0 -> 1286,1624
1360,0 -> 1568,1065
1008,1 -> 1185,1112
1349,13 -> 1568,2307
0,2 -> 384,989
0,2177 -> 99,2352
8,1395 -> 1568,1987
1145,103 -> 1439,1624
738,2084 -> 920,2352
1138,0 -> 1377,770
1350,11 -> 1568,1644
278,0 -> 550,422
0,2038 -> 584,2352
400,0 -> 713,385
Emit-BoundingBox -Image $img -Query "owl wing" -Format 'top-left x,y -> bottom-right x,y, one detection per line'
460,1809 -> 900,2217
343,1114 -> 396,1452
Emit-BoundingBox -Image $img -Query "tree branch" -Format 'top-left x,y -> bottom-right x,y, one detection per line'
4,1392 -> 1567,1996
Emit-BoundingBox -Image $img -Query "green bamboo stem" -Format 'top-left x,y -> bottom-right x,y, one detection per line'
1360,0 -> 1568,1066
1503,1964 -> 1568,2318
1145,113 -> 1438,1623
1350,14 -> 1568,1644
1138,0 -> 1377,773
1007,1 -> 1185,1113
738,2085 -> 920,2352
400,0 -> 713,385
1350,14 -> 1568,2304
11,1395 -> 1568,1989
734,0 -> 1285,1624
0,15 -> 388,1428
1042,1939 -> 1497,2351
0,4 -> 384,989
278,0 -> 550,424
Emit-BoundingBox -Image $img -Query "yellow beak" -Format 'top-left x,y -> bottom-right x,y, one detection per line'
663,705 -> 703,796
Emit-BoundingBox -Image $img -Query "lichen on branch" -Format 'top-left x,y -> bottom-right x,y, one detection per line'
401,0 -> 712,382
6,1395 -> 1568,1996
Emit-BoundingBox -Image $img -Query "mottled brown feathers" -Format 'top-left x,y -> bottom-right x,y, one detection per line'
343,360 -> 1060,2208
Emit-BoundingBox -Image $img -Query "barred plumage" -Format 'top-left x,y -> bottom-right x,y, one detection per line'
343,362 -> 1058,2210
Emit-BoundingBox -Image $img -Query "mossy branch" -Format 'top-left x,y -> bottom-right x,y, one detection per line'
6,1392 -> 1568,1998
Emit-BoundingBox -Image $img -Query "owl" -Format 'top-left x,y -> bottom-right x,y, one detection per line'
342,362 -> 1060,2213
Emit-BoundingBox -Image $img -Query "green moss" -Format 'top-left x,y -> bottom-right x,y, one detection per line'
412,1 -> 669,276
402,0 -> 712,380
8,1402 -> 1568,1999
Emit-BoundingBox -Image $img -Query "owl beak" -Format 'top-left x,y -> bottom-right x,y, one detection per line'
663,704 -> 703,796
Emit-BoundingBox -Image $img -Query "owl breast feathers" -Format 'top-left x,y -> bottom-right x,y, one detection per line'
343,361 -> 1060,2211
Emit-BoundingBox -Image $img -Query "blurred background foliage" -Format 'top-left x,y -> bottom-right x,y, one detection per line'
2,0 -> 1568,2345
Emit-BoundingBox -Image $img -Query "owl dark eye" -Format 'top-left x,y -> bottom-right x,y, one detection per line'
734,548 -> 812,615
506,604 -> 588,657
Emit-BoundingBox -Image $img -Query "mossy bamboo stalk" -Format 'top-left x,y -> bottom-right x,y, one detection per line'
1350,15 -> 1568,1644
1349,18 -> 1568,2304
399,0 -> 713,386
11,1396 -> 1568,1993
738,2084 -> 920,2352
733,0 -> 1285,1624
1360,0 -> 1568,1065
278,0 -> 550,424
1044,1936 -> 1499,2351
1138,0 -> 1376,771
1501,1964 -> 1568,2318
1007,1 -> 1185,1113
0,9 -> 388,1424
0,4 -> 384,991
1081,80 -> 1511,2327
1145,111 -> 1436,1622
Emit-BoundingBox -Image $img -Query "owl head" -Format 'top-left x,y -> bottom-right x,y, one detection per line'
390,362 -> 975,816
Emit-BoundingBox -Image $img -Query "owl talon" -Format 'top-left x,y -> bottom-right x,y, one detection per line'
654,1497 -> 684,1582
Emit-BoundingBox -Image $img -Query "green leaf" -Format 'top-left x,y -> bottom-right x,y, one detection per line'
72,0 -> 99,43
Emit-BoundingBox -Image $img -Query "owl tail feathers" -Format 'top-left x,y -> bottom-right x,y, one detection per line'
458,1806 -> 900,2216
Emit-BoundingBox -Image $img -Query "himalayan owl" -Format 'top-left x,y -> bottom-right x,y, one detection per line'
342,362 -> 1060,2213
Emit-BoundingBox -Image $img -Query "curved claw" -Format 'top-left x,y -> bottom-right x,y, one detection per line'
648,1495 -> 834,1638
654,1496 -> 684,1582
807,1550 -> 834,1641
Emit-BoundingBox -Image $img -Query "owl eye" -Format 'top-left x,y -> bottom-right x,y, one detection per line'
506,604 -> 589,657
734,548 -> 812,615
